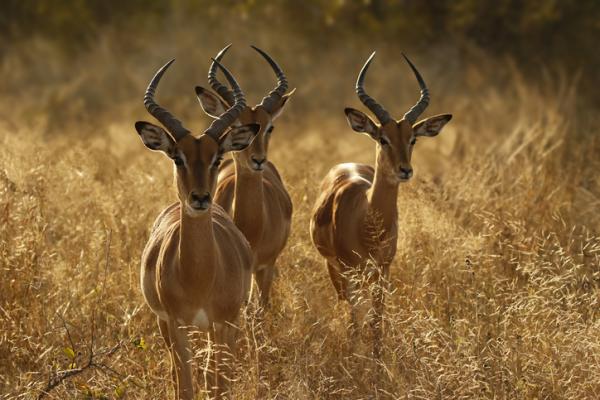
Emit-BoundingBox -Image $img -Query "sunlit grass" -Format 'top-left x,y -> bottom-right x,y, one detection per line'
1,32 -> 599,399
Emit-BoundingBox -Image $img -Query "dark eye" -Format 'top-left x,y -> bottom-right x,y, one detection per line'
173,156 -> 184,167
379,137 -> 390,146
266,126 -> 274,134
410,138 -> 417,146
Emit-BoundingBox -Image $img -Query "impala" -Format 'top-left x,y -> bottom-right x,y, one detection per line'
309,52 -> 452,358
195,45 -> 293,307
136,57 -> 260,399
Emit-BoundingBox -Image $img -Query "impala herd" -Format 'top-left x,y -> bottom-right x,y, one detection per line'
135,45 -> 451,399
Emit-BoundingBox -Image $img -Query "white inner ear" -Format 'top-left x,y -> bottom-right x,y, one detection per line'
424,119 -> 444,133
197,92 -> 228,118
348,112 -> 368,131
415,116 -> 450,137
140,125 -> 173,152
346,110 -> 378,136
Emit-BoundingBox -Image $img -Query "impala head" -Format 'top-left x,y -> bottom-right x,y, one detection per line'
135,58 -> 260,216
195,44 -> 295,172
345,52 -> 452,183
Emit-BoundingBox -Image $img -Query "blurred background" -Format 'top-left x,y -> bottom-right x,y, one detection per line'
1,2 -> 599,398
1,0 -> 599,137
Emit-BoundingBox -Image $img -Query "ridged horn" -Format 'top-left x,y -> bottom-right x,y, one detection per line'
356,52 -> 391,125
143,59 -> 190,141
251,45 -> 288,113
401,53 -> 430,124
204,58 -> 246,140
208,44 -> 236,106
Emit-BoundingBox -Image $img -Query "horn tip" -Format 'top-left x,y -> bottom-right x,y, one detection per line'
401,52 -> 416,68
217,44 -> 232,57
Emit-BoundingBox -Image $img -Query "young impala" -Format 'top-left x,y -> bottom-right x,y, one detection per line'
310,52 -> 452,358
136,57 -> 260,399
195,45 -> 293,307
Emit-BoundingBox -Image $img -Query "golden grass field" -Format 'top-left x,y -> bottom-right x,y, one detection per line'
1,29 -> 599,399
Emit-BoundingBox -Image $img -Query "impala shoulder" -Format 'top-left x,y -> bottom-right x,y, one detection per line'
146,203 -> 181,246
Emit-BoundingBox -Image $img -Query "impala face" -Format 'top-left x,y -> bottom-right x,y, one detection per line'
345,109 -> 452,183
135,121 -> 259,217
236,102 -> 291,172
136,57 -> 260,217
345,51 -> 452,183
236,107 -> 271,171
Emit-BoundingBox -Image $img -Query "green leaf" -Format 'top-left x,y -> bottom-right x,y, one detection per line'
132,337 -> 147,350
114,383 -> 127,397
63,347 -> 75,359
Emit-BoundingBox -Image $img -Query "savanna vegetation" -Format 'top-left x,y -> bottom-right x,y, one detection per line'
1,1 -> 599,399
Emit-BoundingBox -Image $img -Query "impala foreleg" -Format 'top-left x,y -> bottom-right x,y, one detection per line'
208,323 -> 237,399
326,259 -> 346,300
371,282 -> 385,361
345,271 -> 367,342
255,264 -> 276,309
370,264 -> 389,361
158,318 -> 177,394
167,320 -> 194,400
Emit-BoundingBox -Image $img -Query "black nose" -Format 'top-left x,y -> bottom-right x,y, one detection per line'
190,192 -> 211,209
251,156 -> 266,165
399,167 -> 413,178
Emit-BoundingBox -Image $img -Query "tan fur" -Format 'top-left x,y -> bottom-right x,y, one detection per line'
215,104 -> 293,307
139,132 -> 255,400
196,88 -> 294,307
310,114 -> 450,359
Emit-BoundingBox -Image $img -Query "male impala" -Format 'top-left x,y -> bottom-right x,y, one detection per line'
310,52 -> 452,358
195,45 -> 293,307
136,57 -> 259,399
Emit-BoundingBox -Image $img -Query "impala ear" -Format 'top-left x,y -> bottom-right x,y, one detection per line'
271,88 -> 296,120
413,114 -> 452,137
135,121 -> 177,156
219,123 -> 261,153
344,107 -> 379,139
195,86 -> 229,118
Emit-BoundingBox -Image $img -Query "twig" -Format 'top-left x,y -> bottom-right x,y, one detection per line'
56,312 -> 76,357
37,230 -> 124,399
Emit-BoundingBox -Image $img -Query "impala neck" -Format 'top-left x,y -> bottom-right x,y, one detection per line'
232,156 -> 264,246
178,207 -> 217,288
367,148 -> 399,231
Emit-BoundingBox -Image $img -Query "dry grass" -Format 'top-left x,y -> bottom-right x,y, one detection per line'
1,28 -> 599,399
